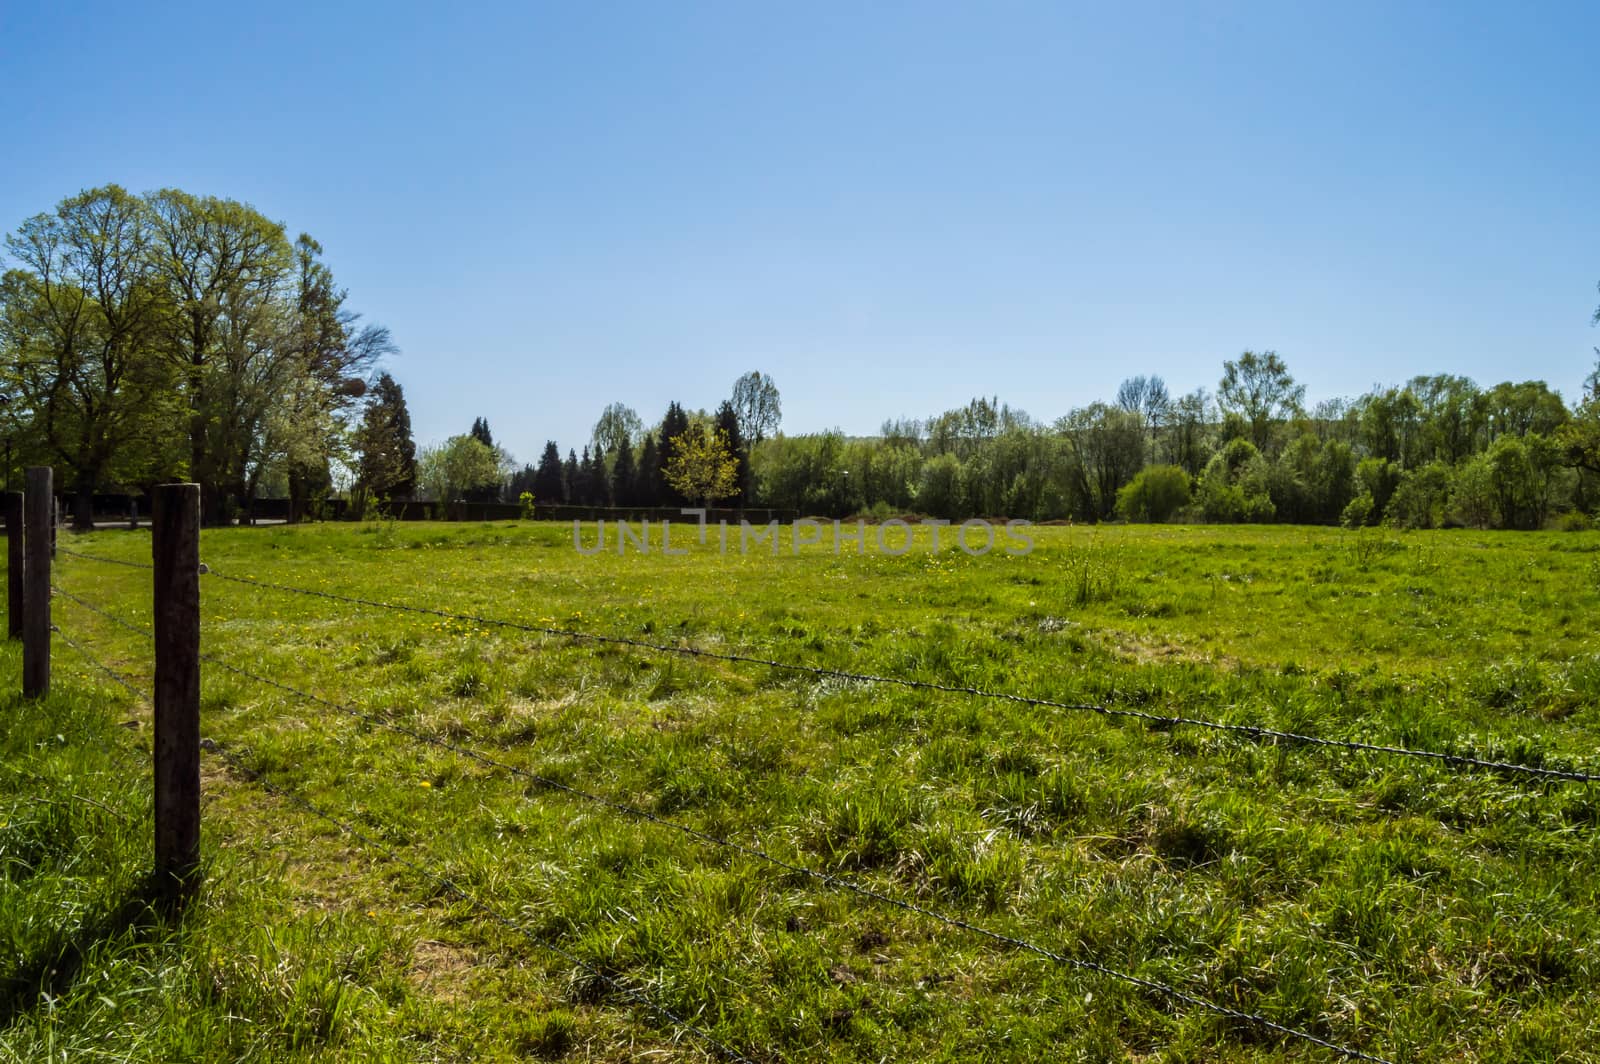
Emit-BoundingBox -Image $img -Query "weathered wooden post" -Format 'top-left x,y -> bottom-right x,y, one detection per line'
23,468 -> 51,697
153,482 -> 201,901
5,491 -> 21,641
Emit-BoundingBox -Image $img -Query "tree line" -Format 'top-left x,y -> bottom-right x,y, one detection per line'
750,352 -> 1600,530
415,371 -> 780,514
427,346 -> 1599,533
5,186 -> 1598,531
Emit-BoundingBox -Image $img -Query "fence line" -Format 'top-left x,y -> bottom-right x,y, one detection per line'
47,616 -> 764,1064
55,546 -> 1589,785
50,580 -> 1395,1064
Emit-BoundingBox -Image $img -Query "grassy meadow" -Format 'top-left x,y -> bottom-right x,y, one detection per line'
6,518 -> 1600,1061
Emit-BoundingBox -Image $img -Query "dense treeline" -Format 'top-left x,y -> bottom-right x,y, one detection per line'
458,347 -> 1599,531
6,187 -> 1598,531
748,353 -> 1600,529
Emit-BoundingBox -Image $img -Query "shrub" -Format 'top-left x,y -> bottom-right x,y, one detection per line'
1341,493 -> 1375,529
1197,441 -> 1275,523
1114,465 -> 1191,523
1388,461 -> 1452,529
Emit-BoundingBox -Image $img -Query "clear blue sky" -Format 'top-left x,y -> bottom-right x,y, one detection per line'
2,1 -> 1596,464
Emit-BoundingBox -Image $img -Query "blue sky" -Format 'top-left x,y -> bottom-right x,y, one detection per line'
2,1 -> 1596,464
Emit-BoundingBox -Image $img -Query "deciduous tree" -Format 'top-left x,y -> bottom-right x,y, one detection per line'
730,371 -> 781,443
1218,351 -> 1304,455
664,425 -> 741,507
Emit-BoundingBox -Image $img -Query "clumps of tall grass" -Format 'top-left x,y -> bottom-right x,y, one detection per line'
1348,528 -> 1405,568
1061,540 -> 1125,606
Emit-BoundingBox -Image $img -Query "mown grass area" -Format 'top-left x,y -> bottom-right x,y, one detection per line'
7,519 -> 1600,1061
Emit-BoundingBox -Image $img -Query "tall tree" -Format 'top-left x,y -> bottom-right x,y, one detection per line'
0,186 -> 173,527
148,189 -> 296,523
591,402 -> 642,455
1116,374 -> 1171,463
274,234 -> 392,522
611,437 -> 636,506
1218,351 -> 1304,455
581,445 -> 608,505
566,444 -> 585,502
657,402 -> 691,504
417,435 -> 501,518
1167,389 -> 1213,476
635,434 -> 661,506
1560,354 -> 1600,477
533,441 -> 564,503
470,417 -> 494,449
714,399 -> 749,503
353,372 -> 417,502
1056,403 -> 1145,519
730,371 -> 781,443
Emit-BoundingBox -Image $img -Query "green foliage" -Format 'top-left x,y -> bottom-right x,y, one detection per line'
1198,439 -> 1275,522
533,441 -> 564,504
1217,350 -> 1304,454
1114,464 -> 1190,522
417,435 -> 503,513
1341,492 -> 1375,529
0,185 -> 393,525
353,372 -> 417,502
1388,461 -> 1453,529
663,426 -> 741,506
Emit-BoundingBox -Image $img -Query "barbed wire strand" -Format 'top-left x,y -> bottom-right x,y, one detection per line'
57,547 -> 153,570
48,612 -> 763,1064
174,559 -> 1600,783
57,545 -> 1597,784
51,581 -> 1395,1062
50,624 -> 152,770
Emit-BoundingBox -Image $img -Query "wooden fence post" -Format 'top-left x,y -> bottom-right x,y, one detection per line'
153,482 -> 201,900
5,491 -> 21,641
23,469 -> 50,697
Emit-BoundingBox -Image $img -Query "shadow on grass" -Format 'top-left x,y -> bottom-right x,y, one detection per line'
0,871 -> 191,1029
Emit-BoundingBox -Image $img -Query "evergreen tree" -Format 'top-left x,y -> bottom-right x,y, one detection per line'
657,402 -> 691,504
636,434 -> 661,506
354,372 -> 418,499
563,448 -> 580,504
715,399 -> 748,504
470,417 -> 494,449
583,446 -> 609,505
508,462 -> 536,499
533,441 -> 564,503
611,438 -> 636,506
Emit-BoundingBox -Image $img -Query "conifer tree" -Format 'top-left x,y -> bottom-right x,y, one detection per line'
611,438 -> 636,506
354,372 -> 418,499
533,441 -> 564,503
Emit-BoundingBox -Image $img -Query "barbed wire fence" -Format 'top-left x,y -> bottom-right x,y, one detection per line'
27,475 -> 1598,1062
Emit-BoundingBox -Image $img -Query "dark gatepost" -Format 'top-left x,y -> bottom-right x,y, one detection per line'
5,491 -> 21,640
22,468 -> 51,697
153,482 -> 201,901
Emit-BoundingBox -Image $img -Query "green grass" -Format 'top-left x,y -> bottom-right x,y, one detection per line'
7,519 -> 1600,1061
